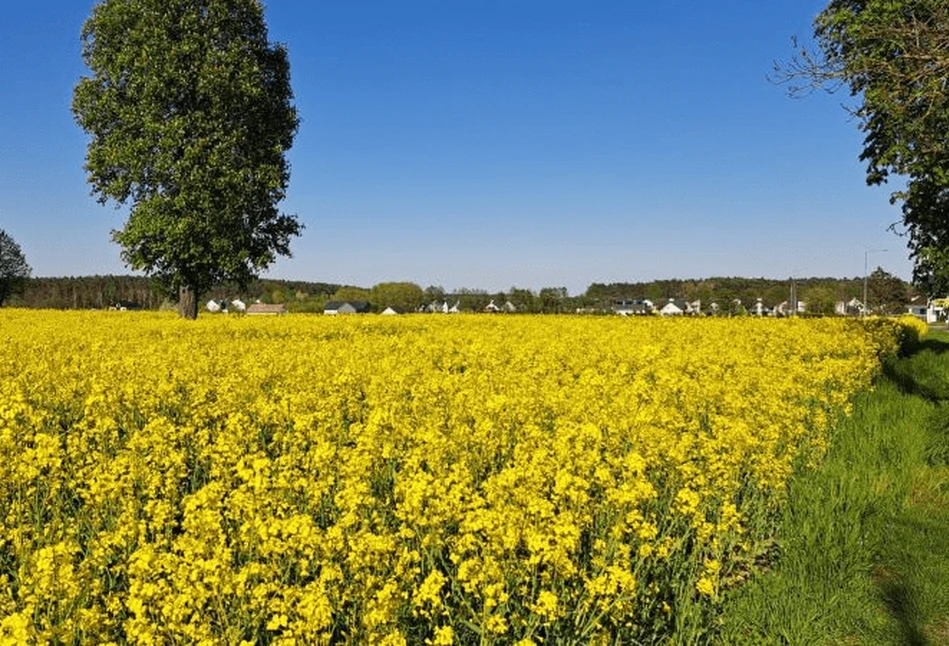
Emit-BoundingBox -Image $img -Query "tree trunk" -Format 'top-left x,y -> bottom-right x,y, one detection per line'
179,285 -> 198,319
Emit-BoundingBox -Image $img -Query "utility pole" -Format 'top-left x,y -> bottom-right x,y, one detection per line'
789,277 -> 797,317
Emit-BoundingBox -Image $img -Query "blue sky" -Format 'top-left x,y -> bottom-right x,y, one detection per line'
0,1 -> 913,295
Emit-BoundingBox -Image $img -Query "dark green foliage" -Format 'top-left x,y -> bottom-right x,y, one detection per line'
0,229 -> 31,307
506,286 -> 539,313
369,282 -> 425,312
7,275 -> 342,311
72,0 -> 301,318
868,266 -> 911,315
15,275 -> 162,310
538,286 -> 568,313
453,287 -> 491,312
801,286 -> 837,315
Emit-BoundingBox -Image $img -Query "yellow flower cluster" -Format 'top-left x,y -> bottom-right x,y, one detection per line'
0,310 -> 913,643
861,314 -> 928,358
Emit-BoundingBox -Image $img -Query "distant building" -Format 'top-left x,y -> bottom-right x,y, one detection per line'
907,296 -> 942,323
835,298 -> 865,316
658,299 -> 690,316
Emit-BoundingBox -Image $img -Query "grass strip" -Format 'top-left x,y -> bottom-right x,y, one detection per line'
720,331 -> 949,645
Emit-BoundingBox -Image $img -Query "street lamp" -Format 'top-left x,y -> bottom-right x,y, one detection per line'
863,248 -> 887,316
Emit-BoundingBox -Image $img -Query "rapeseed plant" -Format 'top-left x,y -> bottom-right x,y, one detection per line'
0,310 -> 917,643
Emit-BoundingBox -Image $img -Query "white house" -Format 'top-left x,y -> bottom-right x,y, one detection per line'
230,299 -> 246,312
658,299 -> 689,316
907,297 -> 943,323
835,298 -> 864,316
932,298 -> 949,321
206,299 -> 223,313
907,303 -> 930,321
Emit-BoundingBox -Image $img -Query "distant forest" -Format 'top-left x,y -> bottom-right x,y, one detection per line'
8,276 -> 341,311
5,270 -> 916,315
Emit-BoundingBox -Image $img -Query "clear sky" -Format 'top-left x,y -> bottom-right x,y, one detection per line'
0,1 -> 914,295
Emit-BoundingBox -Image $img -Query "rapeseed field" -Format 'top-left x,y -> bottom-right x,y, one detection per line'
0,311 -> 924,644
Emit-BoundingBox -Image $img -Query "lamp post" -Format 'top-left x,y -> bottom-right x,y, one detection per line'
863,249 -> 887,316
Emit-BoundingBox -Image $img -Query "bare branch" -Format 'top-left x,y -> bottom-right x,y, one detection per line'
769,36 -> 846,97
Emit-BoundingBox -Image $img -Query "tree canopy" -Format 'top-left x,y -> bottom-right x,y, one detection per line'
0,230 -> 31,307
72,0 -> 301,318
802,286 -> 838,316
780,0 -> 949,294
867,266 -> 910,314
370,282 -> 425,312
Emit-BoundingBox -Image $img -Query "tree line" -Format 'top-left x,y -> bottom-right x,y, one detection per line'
2,270 -> 914,316
585,270 -> 914,315
5,276 -> 339,311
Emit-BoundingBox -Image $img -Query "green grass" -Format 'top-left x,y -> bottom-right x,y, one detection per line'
719,330 -> 949,645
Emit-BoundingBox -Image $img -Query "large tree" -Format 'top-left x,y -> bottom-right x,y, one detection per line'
370,282 -> 425,312
780,1 -> 949,294
867,265 -> 910,314
72,0 -> 301,318
0,230 -> 32,307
